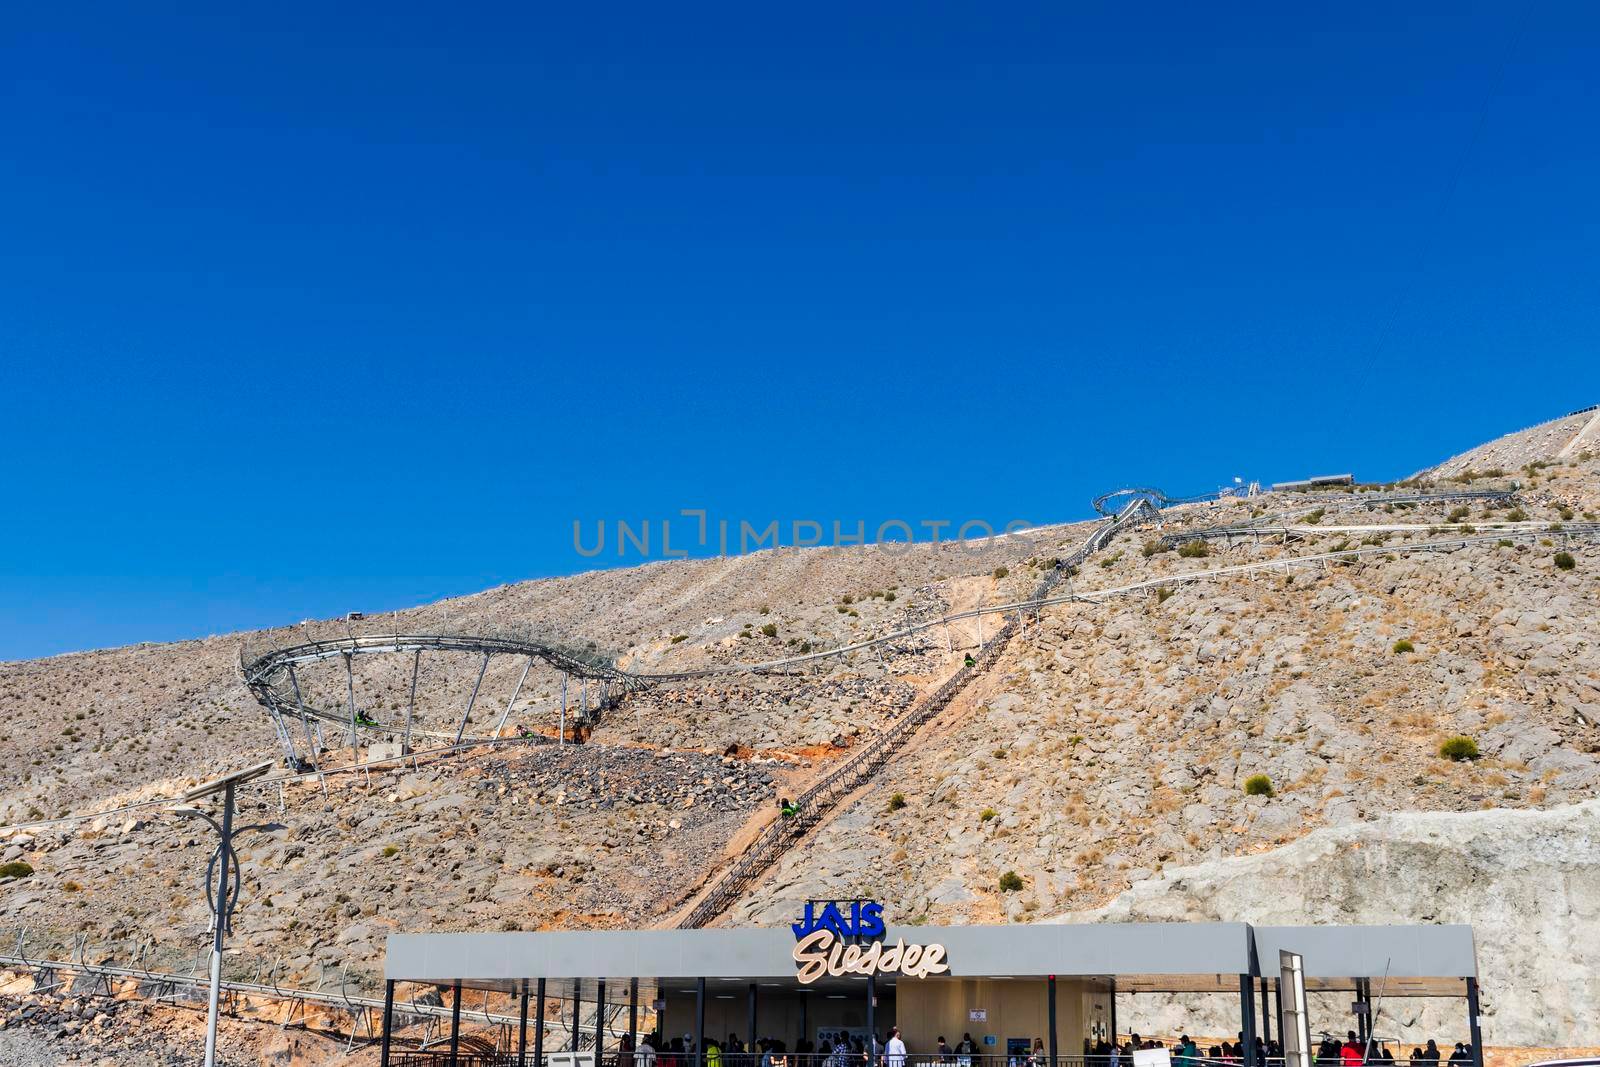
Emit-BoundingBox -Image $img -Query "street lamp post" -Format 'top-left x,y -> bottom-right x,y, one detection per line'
172,761 -> 275,1067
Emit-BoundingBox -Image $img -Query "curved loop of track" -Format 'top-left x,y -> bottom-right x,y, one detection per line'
239,490 -> 1166,753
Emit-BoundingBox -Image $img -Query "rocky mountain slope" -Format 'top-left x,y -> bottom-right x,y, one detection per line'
1416,404 -> 1600,480
732,471 -> 1600,932
2,408 -> 1599,1054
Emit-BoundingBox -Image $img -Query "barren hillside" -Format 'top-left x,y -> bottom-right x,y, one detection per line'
2,408 -> 1599,1053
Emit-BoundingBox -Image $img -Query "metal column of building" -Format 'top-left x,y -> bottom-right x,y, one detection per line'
572,985 -> 582,1051
1466,979 -> 1485,1067
748,984 -> 758,1053
449,981 -> 463,1067
535,979 -> 547,1067
596,979 -> 607,1056
1109,980 -> 1119,1045
1355,979 -> 1369,1047
630,978 -> 639,1053
696,979 -> 707,1067
518,981 -> 530,1067
866,975 -> 876,1066
380,980 -> 395,1067
1239,974 -> 1258,1067
798,989 -> 807,1052
1273,981 -> 1284,1054
1368,979 -> 1380,1046
1260,978 -> 1273,1047
1047,977 -> 1059,1066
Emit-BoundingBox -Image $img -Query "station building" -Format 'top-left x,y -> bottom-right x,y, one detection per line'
377,911 -> 1482,1067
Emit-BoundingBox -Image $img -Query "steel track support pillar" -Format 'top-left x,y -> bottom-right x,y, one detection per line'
343,651 -> 358,746
404,649 -> 421,754
595,979 -> 606,1056
495,656 -> 533,738
454,652 -> 491,745
266,697 -> 298,766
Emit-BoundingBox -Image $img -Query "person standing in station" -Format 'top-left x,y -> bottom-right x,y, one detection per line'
885,1028 -> 908,1067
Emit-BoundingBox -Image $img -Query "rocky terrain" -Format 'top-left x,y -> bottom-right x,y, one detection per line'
0,978 -> 369,1066
2,407 -> 1599,1061
1056,800 -> 1600,1047
733,458 -> 1600,930
1,744 -> 778,992
1418,405 -> 1600,480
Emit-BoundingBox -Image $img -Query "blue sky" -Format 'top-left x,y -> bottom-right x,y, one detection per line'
3,3 -> 1598,661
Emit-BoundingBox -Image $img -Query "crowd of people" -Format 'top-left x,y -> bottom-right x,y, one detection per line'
1086,1032 -> 1473,1066
1086,1032 -> 1278,1065
617,1028 -> 923,1067
610,1029 -> 1472,1067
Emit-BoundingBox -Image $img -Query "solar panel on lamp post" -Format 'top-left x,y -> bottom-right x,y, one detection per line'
171,760 -> 275,1067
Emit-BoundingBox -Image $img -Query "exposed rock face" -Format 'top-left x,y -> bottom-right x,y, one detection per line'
1049,800 -> 1600,1047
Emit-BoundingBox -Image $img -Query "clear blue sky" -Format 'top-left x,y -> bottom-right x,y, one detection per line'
3,3 -> 1598,661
